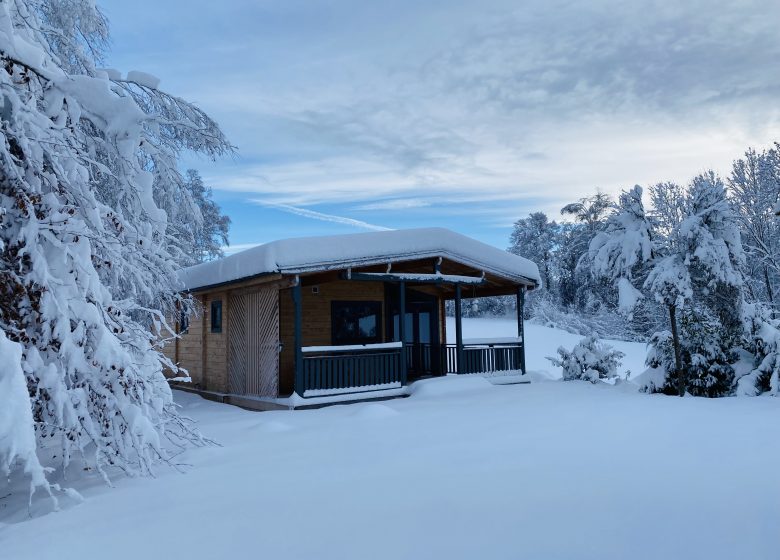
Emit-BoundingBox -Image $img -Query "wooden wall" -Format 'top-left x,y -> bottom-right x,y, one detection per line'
169,291 -> 229,392
278,280 -> 387,395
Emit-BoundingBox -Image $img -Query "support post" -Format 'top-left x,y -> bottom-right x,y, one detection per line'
399,281 -> 407,385
455,284 -> 463,374
517,285 -> 526,373
292,280 -> 304,396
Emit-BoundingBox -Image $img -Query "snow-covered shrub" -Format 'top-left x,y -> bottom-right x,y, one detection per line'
547,336 -> 625,383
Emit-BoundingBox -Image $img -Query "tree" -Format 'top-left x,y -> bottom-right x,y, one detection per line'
0,0 -> 231,504
509,212 -> 557,292
560,191 -> 613,235
183,169 -> 231,263
590,176 -> 744,396
728,146 -> 780,307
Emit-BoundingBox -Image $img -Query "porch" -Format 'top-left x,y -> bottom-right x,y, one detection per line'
287,266 -> 528,398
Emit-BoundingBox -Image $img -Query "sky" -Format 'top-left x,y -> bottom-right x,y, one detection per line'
100,0 -> 780,252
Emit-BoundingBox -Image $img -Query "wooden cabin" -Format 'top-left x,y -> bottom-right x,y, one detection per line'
163,228 -> 540,404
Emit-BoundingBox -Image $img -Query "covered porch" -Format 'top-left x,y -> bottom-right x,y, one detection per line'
284,257 -> 531,398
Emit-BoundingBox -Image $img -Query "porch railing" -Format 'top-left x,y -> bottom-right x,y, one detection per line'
443,341 -> 524,374
299,340 -> 523,396
301,342 -> 403,395
405,341 -> 524,376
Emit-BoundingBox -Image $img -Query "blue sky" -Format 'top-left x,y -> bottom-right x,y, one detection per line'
101,0 -> 780,251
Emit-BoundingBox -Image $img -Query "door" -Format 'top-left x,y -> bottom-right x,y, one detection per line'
228,286 -> 279,397
388,288 -> 441,378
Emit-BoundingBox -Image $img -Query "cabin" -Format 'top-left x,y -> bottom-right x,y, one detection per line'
164,227 -> 540,407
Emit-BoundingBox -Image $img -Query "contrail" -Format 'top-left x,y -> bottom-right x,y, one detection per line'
254,201 -> 392,232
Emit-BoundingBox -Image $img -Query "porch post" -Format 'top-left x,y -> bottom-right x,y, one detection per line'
399,281 -> 407,384
516,285 -> 526,373
292,280 -> 304,396
455,284 -> 463,374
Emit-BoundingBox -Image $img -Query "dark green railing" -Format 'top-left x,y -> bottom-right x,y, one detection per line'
443,342 -> 524,374
301,341 -> 523,395
301,346 -> 403,394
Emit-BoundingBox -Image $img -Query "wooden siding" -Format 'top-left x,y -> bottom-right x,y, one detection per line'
279,280 -> 387,396
169,292 -> 228,392
175,301 -> 204,386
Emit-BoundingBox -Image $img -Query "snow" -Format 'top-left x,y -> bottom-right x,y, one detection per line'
462,336 -> 521,345
178,227 -> 541,291
617,276 -> 643,313
353,271 -> 486,284
302,341 -> 402,353
0,332 -> 47,492
303,381 -> 402,397
448,317 -> 648,380
125,70 -> 161,89
2,320 -> 778,560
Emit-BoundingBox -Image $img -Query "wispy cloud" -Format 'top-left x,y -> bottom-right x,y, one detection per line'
107,0 -> 780,243
254,201 -> 392,232
356,198 -> 433,211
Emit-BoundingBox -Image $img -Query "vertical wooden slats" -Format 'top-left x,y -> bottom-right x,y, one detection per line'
228,286 -> 279,397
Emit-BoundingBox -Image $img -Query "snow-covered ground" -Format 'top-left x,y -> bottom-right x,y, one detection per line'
1,320 -> 778,560
448,317 -> 648,379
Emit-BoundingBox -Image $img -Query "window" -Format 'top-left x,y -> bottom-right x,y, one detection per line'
210,300 -> 222,333
331,301 -> 382,345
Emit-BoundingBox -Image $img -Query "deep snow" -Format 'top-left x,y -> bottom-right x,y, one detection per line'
179,227 -> 540,290
1,320 -> 778,560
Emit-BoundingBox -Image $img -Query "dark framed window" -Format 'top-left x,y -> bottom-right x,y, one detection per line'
331,301 -> 382,345
210,300 -> 222,333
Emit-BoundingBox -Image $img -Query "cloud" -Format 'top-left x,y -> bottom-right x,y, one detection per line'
110,0 -> 780,230
254,201 -> 392,231
355,198 -> 433,211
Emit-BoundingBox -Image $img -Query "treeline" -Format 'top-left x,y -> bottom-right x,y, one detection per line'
504,142 -> 780,396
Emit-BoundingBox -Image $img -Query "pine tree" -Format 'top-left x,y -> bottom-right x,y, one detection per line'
0,0 -> 231,504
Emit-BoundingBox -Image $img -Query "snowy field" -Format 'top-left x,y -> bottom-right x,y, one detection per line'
2,319 -> 779,560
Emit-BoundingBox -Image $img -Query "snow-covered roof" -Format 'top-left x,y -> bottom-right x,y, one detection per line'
179,227 -> 540,291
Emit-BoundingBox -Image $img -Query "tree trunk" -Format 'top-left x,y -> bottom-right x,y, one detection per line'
764,266 -> 774,308
668,304 -> 684,397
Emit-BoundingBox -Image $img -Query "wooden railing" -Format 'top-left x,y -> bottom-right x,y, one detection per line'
301,343 -> 404,395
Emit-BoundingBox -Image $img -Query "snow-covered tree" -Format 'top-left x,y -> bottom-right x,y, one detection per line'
509,212 -> 557,292
590,186 -> 653,314
739,302 -> 780,395
590,176 -> 745,396
183,169 -> 231,263
728,146 -> 780,307
0,0 -> 231,505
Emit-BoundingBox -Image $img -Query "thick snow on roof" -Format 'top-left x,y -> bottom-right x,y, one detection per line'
179,227 -> 540,291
